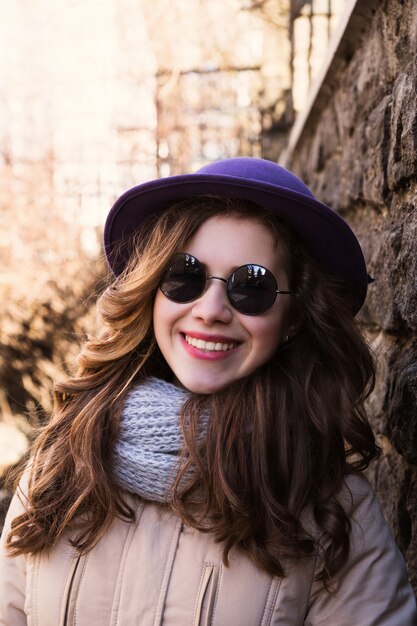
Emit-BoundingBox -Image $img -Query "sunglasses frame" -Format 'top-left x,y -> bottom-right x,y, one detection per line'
159,253 -> 291,316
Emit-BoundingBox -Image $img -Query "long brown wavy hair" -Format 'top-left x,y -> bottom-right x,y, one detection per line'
7,196 -> 379,586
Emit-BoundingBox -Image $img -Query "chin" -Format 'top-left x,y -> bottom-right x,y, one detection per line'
177,375 -> 232,395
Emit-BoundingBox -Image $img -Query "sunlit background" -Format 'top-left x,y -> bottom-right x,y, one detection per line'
0,0 -> 347,480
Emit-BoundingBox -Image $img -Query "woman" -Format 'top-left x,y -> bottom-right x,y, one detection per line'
1,158 -> 416,625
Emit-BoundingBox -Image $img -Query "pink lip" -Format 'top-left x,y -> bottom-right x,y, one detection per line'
180,332 -> 240,361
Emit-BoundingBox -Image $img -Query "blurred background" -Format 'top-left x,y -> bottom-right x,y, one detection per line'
0,0 -> 345,469
1,0 -> 416,594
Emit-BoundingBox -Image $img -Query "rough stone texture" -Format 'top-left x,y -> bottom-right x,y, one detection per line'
284,0 -> 417,594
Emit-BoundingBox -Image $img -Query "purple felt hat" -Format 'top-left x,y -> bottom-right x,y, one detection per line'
104,157 -> 369,314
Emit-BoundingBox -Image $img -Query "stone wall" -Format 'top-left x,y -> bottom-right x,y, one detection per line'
283,0 -> 417,593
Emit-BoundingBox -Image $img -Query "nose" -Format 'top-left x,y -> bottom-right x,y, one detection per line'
191,278 -> 233,325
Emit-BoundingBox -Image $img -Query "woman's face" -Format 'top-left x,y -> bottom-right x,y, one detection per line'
153,215 -> 292,394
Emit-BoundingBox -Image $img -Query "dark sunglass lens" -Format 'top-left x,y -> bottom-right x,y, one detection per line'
160,254 -> 206,303
228,264 -> 277,315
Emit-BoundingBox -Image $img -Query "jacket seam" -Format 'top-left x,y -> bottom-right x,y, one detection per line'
192,564 -> 209,626
73,553 -> 89,626
305,552 -> 320,617
192,562 -> 217,626
111,501 -> 145,626
31,554 -> 40,626
260,577 -> 281,626
209,562 -> 223,626
57,551 -> 80,626
152,515 -> 183,626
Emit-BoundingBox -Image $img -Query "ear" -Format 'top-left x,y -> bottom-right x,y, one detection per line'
284,311 -> 303,341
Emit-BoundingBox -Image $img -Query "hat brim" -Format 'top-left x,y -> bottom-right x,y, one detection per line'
104,173 -> 368,314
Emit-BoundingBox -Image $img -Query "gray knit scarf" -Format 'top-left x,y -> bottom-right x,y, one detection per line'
113,377 -> 197,503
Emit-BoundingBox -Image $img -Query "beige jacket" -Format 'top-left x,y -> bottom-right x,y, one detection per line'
1,474 -> 416,626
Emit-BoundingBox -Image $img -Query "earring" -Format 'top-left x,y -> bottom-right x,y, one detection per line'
284,335 -> 289,343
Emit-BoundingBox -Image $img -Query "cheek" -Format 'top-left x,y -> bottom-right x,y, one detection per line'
247,309 -> 287,347
153,291 -> 170,338
243,307 -> 289,371
251,323 -> 281,359
153,290 -> 185,350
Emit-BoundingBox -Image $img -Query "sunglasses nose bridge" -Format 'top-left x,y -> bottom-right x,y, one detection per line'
191,274 -> 234,324
206,275 -> 228,285
204,275 -> 230,303
202,275 -> 230,303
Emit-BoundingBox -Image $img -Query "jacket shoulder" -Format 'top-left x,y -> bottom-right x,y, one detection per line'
305,473 -> 417,625
0,482 -> 29,626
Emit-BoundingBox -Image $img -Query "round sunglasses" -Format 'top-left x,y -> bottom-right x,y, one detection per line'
159,253 -> 291,316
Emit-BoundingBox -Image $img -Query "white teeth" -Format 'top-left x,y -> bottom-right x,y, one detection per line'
185,335 -> 236,352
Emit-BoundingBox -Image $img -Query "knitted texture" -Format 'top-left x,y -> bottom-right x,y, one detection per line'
113,377 -> 191,502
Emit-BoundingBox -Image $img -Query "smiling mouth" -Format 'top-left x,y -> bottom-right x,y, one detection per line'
184,334 -> 238,352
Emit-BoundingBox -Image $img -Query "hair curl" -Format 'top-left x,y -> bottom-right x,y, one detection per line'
7,196 -> 379,587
